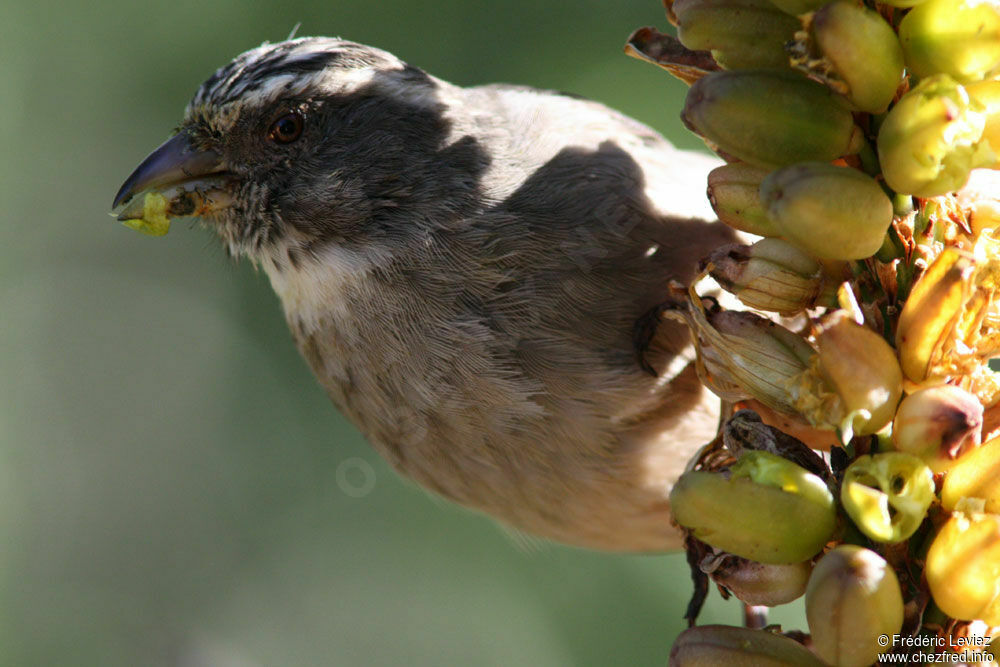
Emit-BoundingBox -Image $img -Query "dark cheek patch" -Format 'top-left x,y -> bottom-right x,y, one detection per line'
168,191 -> 197,217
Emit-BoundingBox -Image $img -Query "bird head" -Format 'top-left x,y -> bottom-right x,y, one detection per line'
113,37 -> 485,263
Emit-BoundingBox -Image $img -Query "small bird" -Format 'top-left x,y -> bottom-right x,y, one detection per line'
113,37 -> 736,551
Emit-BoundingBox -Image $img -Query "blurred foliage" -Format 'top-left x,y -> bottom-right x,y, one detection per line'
0,0 -> 804,664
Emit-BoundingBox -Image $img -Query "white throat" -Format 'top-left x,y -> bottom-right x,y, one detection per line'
260,241 -> 380,334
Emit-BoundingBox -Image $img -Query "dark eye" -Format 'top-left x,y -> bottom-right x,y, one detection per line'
268,112 -> 304,144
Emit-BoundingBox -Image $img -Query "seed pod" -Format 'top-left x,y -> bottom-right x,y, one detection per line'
806,546 -> 904,667
790,1 -> 904,113
669,451 -> 836,564
682,70 -> 864,169
840,453 -> 935,543
877,75 -> 993,198
661,287 -> 815,414
893,385 -> 984,467
673,0 -> 800,70
670,625 -> 826,666
925,507 -> 1000,625
895,248 -> 974,384
706,163 -> 779,235
942,437 -> 1000,513
792,310 -> 903,439
899,0 -> 1000,83
708,555 -> 812,607
816,312 -> 903,435
707,309 -> 817,411
704,238 -> 827,315
759,162 -> 893,260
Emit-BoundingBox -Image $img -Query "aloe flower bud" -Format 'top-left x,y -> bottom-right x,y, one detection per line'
926,505 -> 1000,625
806,546 -> 904,667
893,385 -> 984,467
706,163 -> 779,236
673,0 -> 799,70
792,310 -> 903,439
759,162 -> 893,260
670,451 -> 836,564
765,0 -> 827,15
670,625 -> 826,666
682,70 -> 864,169
899,0 -> 1000,83
705,238 -> 827,315
707,555 -> 811,606
968,79 -> 1000,168
942,437 -> 1000,513
877,75 -> 994,198
789,1 -> 904,113
841,453 -> 935,543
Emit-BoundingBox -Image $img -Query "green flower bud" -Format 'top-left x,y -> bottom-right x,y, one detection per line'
670,625 -> 826,666
877,74 -> 994,197
967,79 -> 1000,168
766,0 -> 827,16
789,1 -> 904,113
926,506 -> 1000,625
841,453 -> 935,543
706,163 -> 779,235
759,162 -> 893,260
704,238 -> 828,315
893,385 -> 984,468
670,451 -> 836,564
942,436 -> 1000,513
806,546 -> 904,667
707,555 -> 812,607
673,0 -> 800,70
899,0 -> 1000,83
682,70 -> 864,169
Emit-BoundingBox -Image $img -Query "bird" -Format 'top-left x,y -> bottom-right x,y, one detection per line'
112,37 -> 737,551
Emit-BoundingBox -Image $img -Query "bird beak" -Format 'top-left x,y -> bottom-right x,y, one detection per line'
112,131 -> 233,224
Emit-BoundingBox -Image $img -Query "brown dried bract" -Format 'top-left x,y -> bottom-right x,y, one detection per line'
624,27 -> 720,86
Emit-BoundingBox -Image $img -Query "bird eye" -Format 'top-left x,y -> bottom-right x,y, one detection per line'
268,112 -> 304,144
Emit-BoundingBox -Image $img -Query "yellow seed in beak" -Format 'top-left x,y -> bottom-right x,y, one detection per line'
117,191 -> 171,237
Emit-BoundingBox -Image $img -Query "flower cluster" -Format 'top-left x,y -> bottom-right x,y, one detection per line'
629,1 -> 1000,663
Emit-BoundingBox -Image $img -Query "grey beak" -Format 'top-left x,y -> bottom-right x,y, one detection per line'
113,132 -> 224,209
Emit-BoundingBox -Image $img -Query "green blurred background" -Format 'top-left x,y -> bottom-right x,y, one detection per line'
0,1 -> 806,664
